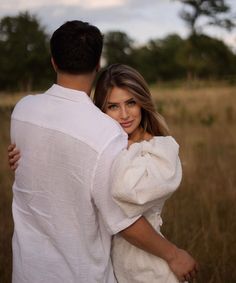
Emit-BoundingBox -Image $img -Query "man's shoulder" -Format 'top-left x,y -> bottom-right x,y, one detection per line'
12,93 -> 43,116
92,106 -> 121,133
14,94 -> 36,106
84,105 -> 127,151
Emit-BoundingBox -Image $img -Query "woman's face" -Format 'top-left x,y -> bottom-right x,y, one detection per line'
105,87 -> 142,135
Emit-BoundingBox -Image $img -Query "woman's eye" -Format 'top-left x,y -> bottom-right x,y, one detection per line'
127,100 -> 136,107
108,104 -> 118,110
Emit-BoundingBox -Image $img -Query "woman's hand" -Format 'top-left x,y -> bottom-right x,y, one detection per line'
167,247 -> 199,282
8,144 -> 20,171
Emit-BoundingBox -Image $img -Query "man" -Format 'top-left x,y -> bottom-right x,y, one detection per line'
10,20 -> 197,282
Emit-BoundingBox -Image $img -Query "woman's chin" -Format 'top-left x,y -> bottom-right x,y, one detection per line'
122,128 -> 133,135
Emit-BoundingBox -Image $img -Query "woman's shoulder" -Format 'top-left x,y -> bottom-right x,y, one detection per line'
128,134 -> 179,152
148,135 -> 179,147
119,135 -> 180,170
143,131 -> 153,141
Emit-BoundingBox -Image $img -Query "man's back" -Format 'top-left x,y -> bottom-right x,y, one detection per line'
11,84 -> 135,283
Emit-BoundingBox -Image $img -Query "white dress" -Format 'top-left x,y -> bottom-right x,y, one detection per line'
111,136 -> 182,283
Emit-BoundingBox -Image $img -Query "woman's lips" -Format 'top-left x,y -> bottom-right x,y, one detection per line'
120,121 -> 133,128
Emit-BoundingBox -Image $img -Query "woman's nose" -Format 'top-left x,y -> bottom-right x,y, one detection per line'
120,106 -> 129,120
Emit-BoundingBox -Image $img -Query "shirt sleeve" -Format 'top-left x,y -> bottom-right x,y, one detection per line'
91,134 -> 141,235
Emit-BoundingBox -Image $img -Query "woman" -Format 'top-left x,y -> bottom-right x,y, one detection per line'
8,64 -> 197,282
93,63 -> 186,283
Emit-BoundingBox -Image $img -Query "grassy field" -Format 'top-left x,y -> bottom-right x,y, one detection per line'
0,83 -> 236,282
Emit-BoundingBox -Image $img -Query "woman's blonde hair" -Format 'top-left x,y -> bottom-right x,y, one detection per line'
93,63 -> 169,136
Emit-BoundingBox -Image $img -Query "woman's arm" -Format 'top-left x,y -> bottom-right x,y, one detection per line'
120,216 -> 199,282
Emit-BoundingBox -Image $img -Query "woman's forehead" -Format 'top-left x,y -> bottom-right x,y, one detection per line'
108,87 -> 135,102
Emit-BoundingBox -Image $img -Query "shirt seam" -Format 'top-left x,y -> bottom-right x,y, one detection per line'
90,131 -> 126,197
11,117 -> 100,154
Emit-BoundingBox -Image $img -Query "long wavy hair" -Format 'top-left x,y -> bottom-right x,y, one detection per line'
93,63 -> 169,136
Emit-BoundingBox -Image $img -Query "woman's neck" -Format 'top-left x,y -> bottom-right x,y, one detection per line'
128,127 -> 153,143
128,127 -> 145,143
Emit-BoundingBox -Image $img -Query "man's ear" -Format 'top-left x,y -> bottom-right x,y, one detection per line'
95,61 -> 101,73
51,57 -> 57,72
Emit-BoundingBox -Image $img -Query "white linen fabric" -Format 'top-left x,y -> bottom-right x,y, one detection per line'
111,137 -> 182,283
11,84 -> 139,283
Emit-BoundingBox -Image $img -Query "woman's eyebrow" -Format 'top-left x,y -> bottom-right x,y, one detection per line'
107,98 -> 135,104
107,101 -> 119,104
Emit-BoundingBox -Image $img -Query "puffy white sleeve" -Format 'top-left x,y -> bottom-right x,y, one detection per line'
111,136 -> 182,217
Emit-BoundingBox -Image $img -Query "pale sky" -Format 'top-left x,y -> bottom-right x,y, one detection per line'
1,0 -> 236,51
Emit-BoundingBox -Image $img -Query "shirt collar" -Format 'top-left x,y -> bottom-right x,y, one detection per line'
45,84 -> 91,103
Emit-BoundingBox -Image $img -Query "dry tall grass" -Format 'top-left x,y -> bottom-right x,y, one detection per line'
152,83 -> 236,283
0,106 -> 14,283
0,83 -> 236,282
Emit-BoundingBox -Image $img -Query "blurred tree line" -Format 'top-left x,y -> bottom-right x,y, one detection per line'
0,12 -> 54,91
0,0 -> 235,91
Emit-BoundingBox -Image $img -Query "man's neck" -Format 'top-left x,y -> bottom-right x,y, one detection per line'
56,72 -> 95,96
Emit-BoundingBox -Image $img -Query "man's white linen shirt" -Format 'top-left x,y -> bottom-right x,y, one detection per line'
11,84 -> 139,283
